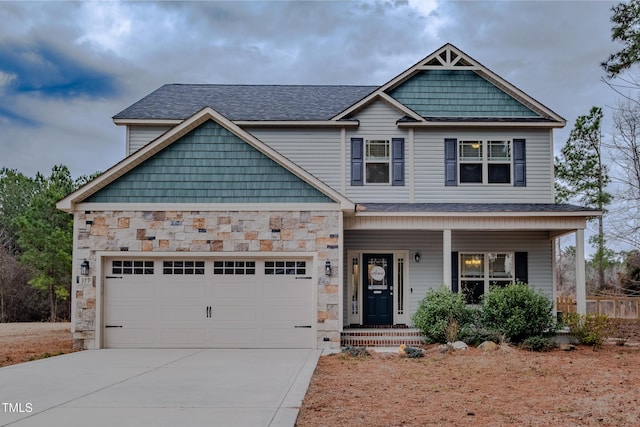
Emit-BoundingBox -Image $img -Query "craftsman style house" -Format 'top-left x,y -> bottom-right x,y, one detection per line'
58,44 -> 598,350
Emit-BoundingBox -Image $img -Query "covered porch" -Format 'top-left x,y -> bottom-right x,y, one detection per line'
340,203 -> 600,337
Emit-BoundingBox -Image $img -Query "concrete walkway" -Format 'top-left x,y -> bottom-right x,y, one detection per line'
0,349 -> 320,427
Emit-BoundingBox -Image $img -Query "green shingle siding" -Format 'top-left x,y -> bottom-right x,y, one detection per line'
86,120 -> 334,204
389,70 -> 538,117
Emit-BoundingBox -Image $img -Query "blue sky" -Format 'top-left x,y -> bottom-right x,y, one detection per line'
0,0 -> 623,181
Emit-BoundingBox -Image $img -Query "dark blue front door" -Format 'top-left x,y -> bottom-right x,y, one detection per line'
363,253 -> 393,325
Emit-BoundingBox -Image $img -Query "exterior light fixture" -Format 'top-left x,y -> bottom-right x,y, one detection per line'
325,260 -> 332,276
414,252 -> 421,263
80,259 -> 90,276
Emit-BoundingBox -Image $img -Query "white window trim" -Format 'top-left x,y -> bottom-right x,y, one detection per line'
458,252 -> 515,302
364,139 -> 391,185
458,139 -> 512,185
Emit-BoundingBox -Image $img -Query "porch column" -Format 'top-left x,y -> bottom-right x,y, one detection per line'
442,229 -> 451,289
575,229 -> 586,314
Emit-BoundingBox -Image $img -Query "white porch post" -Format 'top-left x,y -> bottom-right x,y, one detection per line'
443,229 -> 452,289
575,229 -> 587,314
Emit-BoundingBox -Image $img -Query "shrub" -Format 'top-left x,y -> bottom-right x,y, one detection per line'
480,282 -> 556,343
563,313 -> 612,348
412,286 -> 473,343
340,345 -> 370,358
521,335 -> 555,352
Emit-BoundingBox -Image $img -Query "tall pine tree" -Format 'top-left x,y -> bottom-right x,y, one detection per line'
555,107 -> 613,291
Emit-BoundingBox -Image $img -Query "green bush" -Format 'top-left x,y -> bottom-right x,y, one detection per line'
412,286 -> 473,343
480,282 -> 556,343
521,335 -> 556,352
563,313 -> 612,347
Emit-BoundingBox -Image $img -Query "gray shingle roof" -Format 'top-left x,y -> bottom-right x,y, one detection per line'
356,203 -> 600,214
113,84 -> 377,121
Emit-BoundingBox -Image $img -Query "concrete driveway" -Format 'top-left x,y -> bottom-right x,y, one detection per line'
0,349 -> 320,427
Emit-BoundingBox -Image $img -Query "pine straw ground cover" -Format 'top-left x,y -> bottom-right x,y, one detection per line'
296,343 -> 640,427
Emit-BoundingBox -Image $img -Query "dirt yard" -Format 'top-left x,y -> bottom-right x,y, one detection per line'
0,322 -> 75,367
2,323 -> 640,426
296,342 -> 640,427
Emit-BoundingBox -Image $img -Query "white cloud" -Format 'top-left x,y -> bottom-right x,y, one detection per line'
0,71 -> 17,91
76,1 -> 132,53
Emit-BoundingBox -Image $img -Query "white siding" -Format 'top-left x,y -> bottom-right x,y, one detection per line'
345,102 -> 410,202
413,128 -> 554,203
128,126 -> 172,155
247,128 -> 342,190
344,230 -> 554,325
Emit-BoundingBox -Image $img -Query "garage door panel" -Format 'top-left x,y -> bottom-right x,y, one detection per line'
107,283 -> 154,298
262,304 -> 309,322
104,258 -> 313,349
159,304 -> 206,321
212,283 -> 255,298
106,304 -> 154,322
212,304 -> 257,321
161,283 -> 206,298
105,327 -> 155,347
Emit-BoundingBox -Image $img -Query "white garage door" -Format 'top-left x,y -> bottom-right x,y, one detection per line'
103,258 -> 314,348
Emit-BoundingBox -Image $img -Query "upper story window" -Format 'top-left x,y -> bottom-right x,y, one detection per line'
459,140 -> 511,184
445,138 -> 525,187
365,140 -> 390,184
351,137 -> 405,186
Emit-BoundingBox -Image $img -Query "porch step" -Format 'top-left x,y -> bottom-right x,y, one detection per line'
341,327 -> 424,347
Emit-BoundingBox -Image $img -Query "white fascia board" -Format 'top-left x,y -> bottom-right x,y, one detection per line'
234,120 -> 360,127
396,121 -> 565,129
331,92 -> 425,122
75,202 -> 344,212
112,119 -> 183,126
354,210 -> 602,218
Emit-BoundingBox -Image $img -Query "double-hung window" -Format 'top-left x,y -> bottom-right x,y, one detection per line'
365,139 -> 390,184
351,137 -> 405,186
459,252 -> 514,304
459,140 -> 511,184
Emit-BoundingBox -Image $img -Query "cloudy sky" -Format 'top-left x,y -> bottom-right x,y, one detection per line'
0,0 -> 627,179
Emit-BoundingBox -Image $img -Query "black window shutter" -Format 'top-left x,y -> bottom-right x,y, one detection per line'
451,252 -> 459,293
513,139 -> 526,187
392,137 -> 405,186
444,138 -> 457,186
351,138 -> 364,186
515,252 -> 528,284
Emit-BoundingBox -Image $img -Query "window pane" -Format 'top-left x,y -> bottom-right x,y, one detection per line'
488,164 -> 511,183
461,254 -> 484,278
488,141 -> 511,160
461,280 -> 484,304
366,163 -> 390,183
366,140 -> 389,160
460,164 -> 482,183
460,141 -> 482,160
489,253 -> 513,279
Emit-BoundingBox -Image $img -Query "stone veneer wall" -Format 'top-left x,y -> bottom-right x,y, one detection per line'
73,209 -> 341,350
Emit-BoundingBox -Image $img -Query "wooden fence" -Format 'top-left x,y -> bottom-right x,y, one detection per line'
556,296 -> 640,320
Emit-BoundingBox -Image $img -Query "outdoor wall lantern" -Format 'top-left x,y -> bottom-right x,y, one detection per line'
325,260 -> 332,276
414,252 -> 421,263
80,259 -> 90,276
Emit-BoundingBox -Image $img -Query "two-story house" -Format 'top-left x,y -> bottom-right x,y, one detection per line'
58,44 -> 599,350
